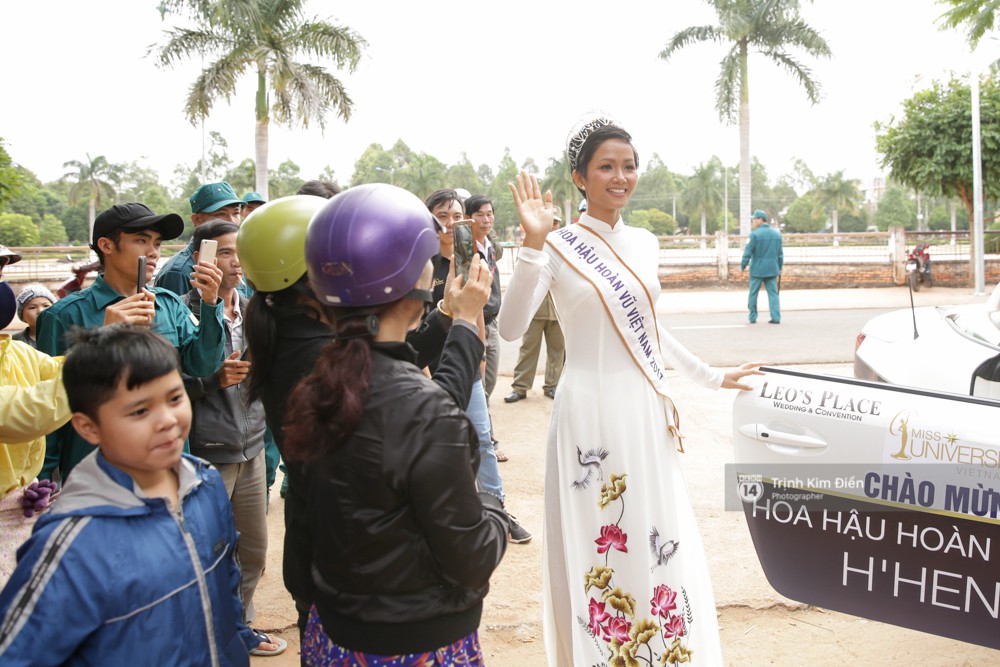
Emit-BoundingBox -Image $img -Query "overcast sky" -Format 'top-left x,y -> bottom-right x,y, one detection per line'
1,0 -> 992,195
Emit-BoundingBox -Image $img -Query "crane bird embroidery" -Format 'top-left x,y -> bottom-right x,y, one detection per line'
571,447 -> 609,490
649,527 -> 680,570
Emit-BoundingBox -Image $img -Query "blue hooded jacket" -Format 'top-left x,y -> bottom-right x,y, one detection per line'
0,452 -> 255,666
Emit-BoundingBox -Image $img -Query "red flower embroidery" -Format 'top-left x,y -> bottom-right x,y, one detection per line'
663,614 -> 686,638
605,616 -> 632,643
650,584 -> 678,618
595,524 -> 628,554
588,598 -> 610,637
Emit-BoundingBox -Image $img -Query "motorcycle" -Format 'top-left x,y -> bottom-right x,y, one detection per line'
57,259 -> 101,298
904,243 -> 932,292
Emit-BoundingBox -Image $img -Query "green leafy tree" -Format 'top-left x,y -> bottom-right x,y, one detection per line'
444,154 -> 486,194
629,154 -> 678,218
628,208 -> 678,235
350,143 -> 394,185
0,213 -> 39,246
812,170 -> 861,236
152,0 -> 366,197
39,214 -> 69,246
681,161 -> 723,237
541,155 -> 577,220
872,185 -> 917,230
875,76 -> 1000,245
62,154 -> 120,242
398,154 -> 447,200
225,158 -> 257,196
660,0 -> 831,236
783,192 -> 824,232
267,160 -> 305,198
937,0 -> 1000,48
0,138 -> 25,208
488,149 -> 519,234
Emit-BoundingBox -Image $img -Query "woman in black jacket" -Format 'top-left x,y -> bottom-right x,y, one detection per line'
238,194 -> 496,644
282,184 -> 509,665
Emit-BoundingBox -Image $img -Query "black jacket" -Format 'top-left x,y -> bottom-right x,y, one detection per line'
182,290 -> 266,464
306,342 -> 509,654
259,308 -> 487,621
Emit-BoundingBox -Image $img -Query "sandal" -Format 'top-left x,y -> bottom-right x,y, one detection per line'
249,629 -> 288,657
496,449 -> 509,463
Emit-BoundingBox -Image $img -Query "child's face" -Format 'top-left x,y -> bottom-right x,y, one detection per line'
72,369 -> 191,483
21,297 -> 52,331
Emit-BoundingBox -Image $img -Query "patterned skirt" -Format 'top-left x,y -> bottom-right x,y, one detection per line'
301,605 -> 484,667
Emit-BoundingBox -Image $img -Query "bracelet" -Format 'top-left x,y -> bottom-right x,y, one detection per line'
437,299 -> 453,319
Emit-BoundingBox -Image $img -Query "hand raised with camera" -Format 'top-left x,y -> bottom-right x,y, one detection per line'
449,254 -> 492,326
190,260 -> 223,306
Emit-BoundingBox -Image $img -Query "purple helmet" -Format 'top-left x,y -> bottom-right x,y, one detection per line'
305,184 -> 439,307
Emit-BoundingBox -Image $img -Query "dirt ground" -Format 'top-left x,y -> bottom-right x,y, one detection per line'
250,366 -> 997,666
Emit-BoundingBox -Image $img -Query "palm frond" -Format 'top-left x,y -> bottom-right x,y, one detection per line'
289,20 -> 366,71
659,25 -> 722,60
149,27 -> 231,67
759,18 -> 832,58
184,52 -> 250,123
761,48 -> 822,104
714,45 -> 742,124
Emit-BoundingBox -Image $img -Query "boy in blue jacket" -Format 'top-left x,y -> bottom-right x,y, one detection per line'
0,325 -> 284,665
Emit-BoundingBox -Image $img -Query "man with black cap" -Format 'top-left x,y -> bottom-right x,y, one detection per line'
155,181 -> 243,296
741,209 -> 783,324
36,203 -> 226,480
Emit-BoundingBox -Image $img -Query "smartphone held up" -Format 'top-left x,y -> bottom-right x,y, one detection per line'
452,221 -> 475,283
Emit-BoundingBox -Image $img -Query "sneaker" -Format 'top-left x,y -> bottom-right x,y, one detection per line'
507,513 -> 532,544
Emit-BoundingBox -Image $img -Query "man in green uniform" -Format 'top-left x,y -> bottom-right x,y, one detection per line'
36,203 -> 225,480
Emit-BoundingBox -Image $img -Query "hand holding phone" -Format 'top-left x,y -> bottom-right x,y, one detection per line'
199,239 -> 218,266
452,221 -> 475,284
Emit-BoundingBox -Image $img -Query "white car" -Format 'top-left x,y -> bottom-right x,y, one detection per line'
732,367 -> 1000,649
854,302 -> 1000,397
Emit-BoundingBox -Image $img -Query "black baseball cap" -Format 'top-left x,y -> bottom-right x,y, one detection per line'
92,203 -> 185,245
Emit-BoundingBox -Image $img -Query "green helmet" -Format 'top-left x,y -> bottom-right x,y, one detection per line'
237,195 -> 327,292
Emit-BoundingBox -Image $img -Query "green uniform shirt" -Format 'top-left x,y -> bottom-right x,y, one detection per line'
35,275 -> 225,480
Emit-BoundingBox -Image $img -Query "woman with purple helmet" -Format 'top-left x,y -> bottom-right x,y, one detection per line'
283,184 -> 509,666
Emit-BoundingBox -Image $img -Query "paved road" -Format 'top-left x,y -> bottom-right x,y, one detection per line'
495,306 -> 899,380
662,307 -> 895,367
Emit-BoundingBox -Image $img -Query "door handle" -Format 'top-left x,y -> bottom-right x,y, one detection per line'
739,423 -> 827,449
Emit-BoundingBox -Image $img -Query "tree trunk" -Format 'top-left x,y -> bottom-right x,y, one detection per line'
832,208 -> 840,246
700,208 -> 708,250
738,40 -> 751,240
254,68 -> 269,198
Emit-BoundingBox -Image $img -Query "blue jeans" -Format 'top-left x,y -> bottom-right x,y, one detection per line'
467,378 -> 504,503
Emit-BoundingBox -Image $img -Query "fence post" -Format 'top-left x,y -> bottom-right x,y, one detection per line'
889,227 -> 906,285
716,230 -> 729,284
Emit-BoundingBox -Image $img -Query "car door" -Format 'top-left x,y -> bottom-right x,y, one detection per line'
731,366 -> 1000,649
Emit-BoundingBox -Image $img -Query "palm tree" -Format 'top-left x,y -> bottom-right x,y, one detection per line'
660,0 -> 831,237
152,0 -> 366,197
681,162 -> 723,248
812,170 -> 861,242
62,154 -> 120,242
541,156 -> 577,221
